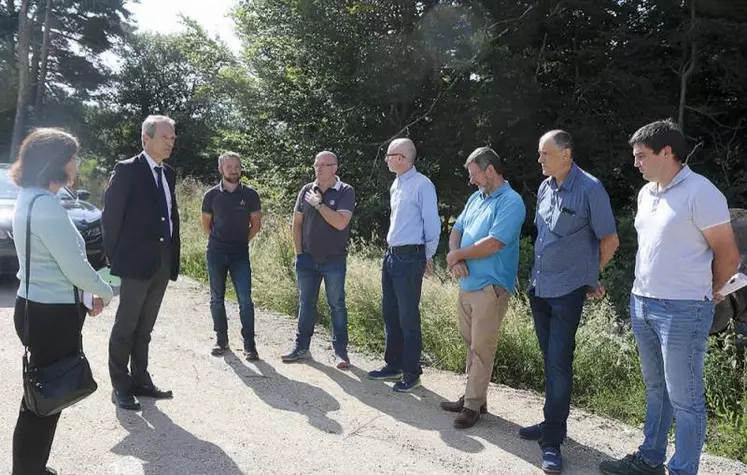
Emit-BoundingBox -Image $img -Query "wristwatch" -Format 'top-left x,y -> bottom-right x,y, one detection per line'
315,202 -> 322,210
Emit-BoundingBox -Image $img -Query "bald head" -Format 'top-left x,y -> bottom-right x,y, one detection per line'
388,138 -> 417,164
315,151 -> 337,163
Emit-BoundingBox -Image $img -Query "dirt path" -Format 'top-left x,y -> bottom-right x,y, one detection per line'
0,276 -> 745,474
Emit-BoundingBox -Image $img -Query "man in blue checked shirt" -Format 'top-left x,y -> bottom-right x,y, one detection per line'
367,138 -> 440,393
439,146 -> 526,429
521,130 -> 619,474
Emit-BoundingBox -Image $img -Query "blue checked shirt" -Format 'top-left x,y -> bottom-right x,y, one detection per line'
529,163 -> 617,298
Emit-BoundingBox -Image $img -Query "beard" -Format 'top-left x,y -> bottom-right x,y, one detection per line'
223,174 -> 241,184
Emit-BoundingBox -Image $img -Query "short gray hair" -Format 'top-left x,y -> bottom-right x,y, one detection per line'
218,151 -> 242,167
542,129 -> 573,152
464,146 -> 504,175
141,115 -> 176,144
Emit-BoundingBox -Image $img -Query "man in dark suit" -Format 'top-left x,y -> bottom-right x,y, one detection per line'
103,115 -> 181,411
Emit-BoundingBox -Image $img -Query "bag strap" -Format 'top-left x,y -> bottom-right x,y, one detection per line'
23,195 -> 84,357
23,194 -> 44,357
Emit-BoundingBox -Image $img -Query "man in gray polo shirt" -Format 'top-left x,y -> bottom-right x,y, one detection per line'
601,120 -> 740,475
522,130 -> 619,474
281,151 -> 355,369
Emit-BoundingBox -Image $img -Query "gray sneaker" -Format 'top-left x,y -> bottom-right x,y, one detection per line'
281,347 -> 311,362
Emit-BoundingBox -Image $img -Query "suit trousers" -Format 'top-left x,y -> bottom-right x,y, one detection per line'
12,297 -> 83,475
109,247 -> 171,392
457,285 -> 510,411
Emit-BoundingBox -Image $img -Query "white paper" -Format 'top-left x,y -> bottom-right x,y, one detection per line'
718,272 -> 747,297
82,291 -> 94,310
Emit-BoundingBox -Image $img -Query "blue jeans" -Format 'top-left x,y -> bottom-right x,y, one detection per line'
206,248 -> 255,347
529,286 -> 587,448
295,253 -> 348,357
630,294 -> 714,475
381,251 -> 426,380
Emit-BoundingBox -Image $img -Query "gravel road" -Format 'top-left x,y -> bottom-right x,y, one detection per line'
1,276 -> 745,475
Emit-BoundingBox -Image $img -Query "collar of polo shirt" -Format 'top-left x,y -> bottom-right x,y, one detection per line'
480,181 -> 510,199
218,180 -> 242,192
313,175 -> 342,191
654,164 -> 692,194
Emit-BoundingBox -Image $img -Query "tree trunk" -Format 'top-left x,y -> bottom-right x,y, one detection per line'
29,3 -> 42,120
678,0 -> 697,135
34,0 -> 53,117
9,0 -> 31,162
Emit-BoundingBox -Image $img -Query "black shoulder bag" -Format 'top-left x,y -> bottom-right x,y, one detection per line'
22,194 -> 98,417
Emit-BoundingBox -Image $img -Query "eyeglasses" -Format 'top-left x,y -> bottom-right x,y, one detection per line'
385,153 -> 405,160
467,165 -> 490,181
313,163 -> 337,169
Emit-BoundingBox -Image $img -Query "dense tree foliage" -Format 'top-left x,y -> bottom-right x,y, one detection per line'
1,0 -> 745,241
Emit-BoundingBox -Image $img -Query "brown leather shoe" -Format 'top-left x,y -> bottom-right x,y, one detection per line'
440,395 -> 487,414
453,408 -> 480,429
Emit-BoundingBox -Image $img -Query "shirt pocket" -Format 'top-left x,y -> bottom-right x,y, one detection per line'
550,207 -> 587,237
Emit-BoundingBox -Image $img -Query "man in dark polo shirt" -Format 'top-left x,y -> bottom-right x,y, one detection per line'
281,151 -> 355,369
201,152 -> 262,360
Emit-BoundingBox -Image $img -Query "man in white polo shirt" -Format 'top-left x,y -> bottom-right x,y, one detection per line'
600,119 -> 740,475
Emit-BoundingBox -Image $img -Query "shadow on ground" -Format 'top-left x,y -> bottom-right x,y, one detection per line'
224,351 -> 342,435
112,399 -> 243,474
308,361 -> 615,472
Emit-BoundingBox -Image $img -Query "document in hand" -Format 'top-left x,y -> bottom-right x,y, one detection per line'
719,272 -> 747,297
82,268 -> 122,309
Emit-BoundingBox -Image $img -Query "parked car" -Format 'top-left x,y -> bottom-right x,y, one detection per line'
0,163 -> 105,275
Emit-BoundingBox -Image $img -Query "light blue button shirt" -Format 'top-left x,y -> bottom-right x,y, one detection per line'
386,167 -> 440,259
454,183 -> 526,293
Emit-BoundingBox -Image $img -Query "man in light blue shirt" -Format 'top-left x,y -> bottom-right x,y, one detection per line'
368,138 -> 440,392
439,146 -> 525,429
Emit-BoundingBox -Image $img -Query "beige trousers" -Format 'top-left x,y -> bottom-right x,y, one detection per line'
457,285 -> 510,411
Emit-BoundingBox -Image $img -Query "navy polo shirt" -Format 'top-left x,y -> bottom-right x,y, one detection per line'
202,181 -> 261,252
294,178 -> 355,262
529,163 -> 617,298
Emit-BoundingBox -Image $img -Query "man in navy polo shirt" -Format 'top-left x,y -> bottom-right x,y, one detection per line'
522,130 -> 619,473
201,152 -> 262,360
440,146 -> 526,429
282,151 -> 355,368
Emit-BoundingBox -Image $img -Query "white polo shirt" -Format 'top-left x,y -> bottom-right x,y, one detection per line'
633,165 -> 730,301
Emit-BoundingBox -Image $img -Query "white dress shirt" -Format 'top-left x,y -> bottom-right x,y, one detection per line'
143,151 -> 173,235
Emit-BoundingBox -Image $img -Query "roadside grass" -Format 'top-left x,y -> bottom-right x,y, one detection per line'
81,173 -> 747,463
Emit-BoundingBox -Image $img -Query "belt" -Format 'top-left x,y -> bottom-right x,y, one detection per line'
387,244 -> 425,255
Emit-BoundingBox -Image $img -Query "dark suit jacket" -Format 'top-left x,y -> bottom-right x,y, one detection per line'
102,153 -> 181,281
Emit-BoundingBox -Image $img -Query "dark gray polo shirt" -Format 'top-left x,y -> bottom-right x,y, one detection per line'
294,178 -> 355,262
529,163 -> 617,298
202,181 -> 261,252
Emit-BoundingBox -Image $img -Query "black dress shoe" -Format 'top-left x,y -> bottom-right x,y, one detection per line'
45,468 -> 58,475
132,384 -> 173,399
113,390 -> 141,411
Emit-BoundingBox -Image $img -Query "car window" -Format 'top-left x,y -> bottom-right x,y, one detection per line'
57,187 -> 75,200
0,167 -> 19,200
